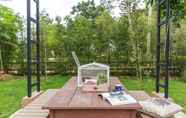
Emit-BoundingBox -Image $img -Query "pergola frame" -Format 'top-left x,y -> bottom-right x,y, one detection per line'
26,0 -> 171,98
27,0 -> 40,97
156,0 -> 171,98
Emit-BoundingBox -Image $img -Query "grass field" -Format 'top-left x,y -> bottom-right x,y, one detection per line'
120,76 -> 186,113
0,75 -> 70,118
0,75 -> 186,118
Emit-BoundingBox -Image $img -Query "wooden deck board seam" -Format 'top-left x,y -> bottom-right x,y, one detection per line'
10,89 -> 58,118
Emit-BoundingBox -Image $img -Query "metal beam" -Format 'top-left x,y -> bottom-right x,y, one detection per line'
36,0 -> 40,92
27,0 -> 32,97
156,0 -> 161,93
156,0 -> 171,98
27,0 -> 40,97
164,0 -> 171,99
30,17 -> 37,23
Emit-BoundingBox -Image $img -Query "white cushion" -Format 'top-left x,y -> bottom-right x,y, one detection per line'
139,98 -> 182,118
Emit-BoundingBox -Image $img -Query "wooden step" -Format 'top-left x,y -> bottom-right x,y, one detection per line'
10,89 -> 58,118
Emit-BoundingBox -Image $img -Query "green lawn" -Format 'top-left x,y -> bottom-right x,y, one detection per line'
120,76 -> 186,113
0,75 -> 186,118
0,75 -> 70,118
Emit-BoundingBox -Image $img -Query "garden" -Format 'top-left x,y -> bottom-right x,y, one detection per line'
0,75 -> 186,118
0,0 -> 186,118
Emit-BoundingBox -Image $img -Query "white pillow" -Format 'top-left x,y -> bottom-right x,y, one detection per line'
139,98 -> 182,118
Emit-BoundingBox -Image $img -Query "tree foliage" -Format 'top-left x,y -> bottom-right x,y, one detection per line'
0,4 -> 21,71
1,0 -> 186,76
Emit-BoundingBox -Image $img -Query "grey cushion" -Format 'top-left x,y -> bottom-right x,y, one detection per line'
139,98 -> 182,118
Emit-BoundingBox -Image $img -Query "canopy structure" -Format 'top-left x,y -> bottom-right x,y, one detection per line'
26,0 -> 171,98
27,0 -> 40,97
156,0 -> 171,98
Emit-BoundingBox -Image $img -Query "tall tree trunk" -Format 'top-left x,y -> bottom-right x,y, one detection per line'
107,46 -> 111,65
126,1 -> 140,78
146,4 -> 152,60
44,48 -> 47,79
0,47 -> 3,71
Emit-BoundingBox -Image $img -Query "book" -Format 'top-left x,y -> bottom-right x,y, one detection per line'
99,91 -> 137,106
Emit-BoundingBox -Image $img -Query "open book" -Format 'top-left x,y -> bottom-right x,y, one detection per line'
99,91 -> 137,106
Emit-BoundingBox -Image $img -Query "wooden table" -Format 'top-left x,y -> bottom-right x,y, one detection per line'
43,77 -> 142,118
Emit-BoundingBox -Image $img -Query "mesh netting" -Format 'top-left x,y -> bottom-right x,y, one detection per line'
81,69 -> 107,83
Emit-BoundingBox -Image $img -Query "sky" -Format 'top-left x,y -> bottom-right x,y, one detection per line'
0,0 -> 100,19
0,0 -> 144,20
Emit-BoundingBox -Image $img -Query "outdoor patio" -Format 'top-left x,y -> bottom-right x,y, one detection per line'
9,76 -> 186,118
0,0 -> 186,118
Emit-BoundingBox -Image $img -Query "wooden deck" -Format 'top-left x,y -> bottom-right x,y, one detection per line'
43,77 -> 142,118
10,89 -> 58,118
43,77 -> 142,110
10,77 -> 186,118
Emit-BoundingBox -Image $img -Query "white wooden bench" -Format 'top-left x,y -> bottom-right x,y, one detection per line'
10,89 -> 58,118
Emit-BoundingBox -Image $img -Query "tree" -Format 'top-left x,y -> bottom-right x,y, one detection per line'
113,16 -> 130,64
146,0 -> 153,61
71,0 -> 104,21
119,0 -> 138,75
100,0 -> 117,12
65,0 -> 107,63
147,0 -> 186,26
95,11 -> 115,63
0,4 -> 21,72
53,16 -> 66,58
64,15 -> 93,62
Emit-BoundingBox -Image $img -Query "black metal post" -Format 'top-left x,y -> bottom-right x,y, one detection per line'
156,0 -> 161,93
165,0 -> 170,98
36,0 -> 40,92
27,0 -> 40,97
156,0 -> 171,98
27,0 -> 32,97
